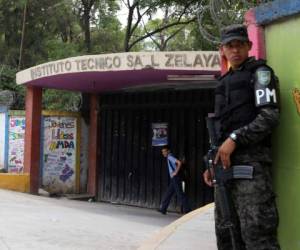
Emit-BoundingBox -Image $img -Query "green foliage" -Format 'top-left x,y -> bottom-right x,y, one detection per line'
0,0 -> 267,111
0,64 -> 25,109
188,21 -> 217,51
42,89 -> 81,111
45,40 -> 82,61
143,16 -> 216,51
0,0 -> 123,111
0,65 -> 17,90
91,2 -> 124,53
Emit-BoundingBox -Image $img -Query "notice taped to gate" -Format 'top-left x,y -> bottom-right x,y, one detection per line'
152,123 -> 168,146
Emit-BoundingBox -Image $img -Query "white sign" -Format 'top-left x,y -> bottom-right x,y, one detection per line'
16,51 -> 220,84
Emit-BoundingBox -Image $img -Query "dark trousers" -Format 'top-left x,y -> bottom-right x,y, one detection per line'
160,176 -> 191,213
215,162 -> 280,250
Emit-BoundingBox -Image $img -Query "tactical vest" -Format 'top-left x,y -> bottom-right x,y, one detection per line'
215,58 -> 267,141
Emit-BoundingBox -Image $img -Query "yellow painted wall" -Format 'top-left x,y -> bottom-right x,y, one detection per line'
0,174 -> 29,192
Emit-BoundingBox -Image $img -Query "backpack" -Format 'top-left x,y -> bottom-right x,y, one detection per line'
178,156 -> 188,182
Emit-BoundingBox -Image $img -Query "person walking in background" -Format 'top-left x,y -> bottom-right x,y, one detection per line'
158,145 -> 191,215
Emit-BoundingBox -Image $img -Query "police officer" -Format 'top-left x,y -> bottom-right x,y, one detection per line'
203,24 -> 281,250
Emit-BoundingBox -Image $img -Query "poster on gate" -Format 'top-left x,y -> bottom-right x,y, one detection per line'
8,116 -> 25,173
42,116 -> 77,194
152,123 -> 168,146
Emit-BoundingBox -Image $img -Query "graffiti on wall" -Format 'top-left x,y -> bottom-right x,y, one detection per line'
8,116 -> 25,173
42,116 -> 77,193
0,112 -> 6,169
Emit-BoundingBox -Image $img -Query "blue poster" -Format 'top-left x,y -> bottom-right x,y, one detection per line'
152,123 -> 168,146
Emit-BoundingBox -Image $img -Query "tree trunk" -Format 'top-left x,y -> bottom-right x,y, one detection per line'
83,8 -> 91,53
81,0 -> 95,53
18,0 -> 28,70
124,6 -> 134,52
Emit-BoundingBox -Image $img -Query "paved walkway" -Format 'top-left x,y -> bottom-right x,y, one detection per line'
0,189 -> 180,250
0,189 -> 217,250
138,203 -> 217,250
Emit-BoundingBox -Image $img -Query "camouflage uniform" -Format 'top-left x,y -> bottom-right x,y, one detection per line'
214,57 -> 281,250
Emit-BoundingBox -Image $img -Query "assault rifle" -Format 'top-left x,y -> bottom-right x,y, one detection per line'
205,115 -> 254,250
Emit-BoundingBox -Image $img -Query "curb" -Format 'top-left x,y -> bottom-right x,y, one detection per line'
138,203 -> 215,250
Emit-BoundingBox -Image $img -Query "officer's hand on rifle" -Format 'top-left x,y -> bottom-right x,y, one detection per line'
203,169 -> 214,187
214,137 -> 236,169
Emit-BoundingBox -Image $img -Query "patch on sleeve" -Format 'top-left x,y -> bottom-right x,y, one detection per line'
257,70 -> 271,86
254,67 -> 278,107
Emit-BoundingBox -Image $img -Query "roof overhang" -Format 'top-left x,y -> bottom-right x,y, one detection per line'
16,51 -> 221,93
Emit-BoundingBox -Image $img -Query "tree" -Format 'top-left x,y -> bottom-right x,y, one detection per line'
0,0 -> 125,110
73,0 -> 97,53
72,0 -> 121,53
0,65 -> 25,109
122,0 -> 200,51
91,0 -> 124,53
142,8 -> 185,51
133,0 -> 273,50
0,0 -> 268,111
196,0 -> 274,44
0,0 -> 81,68
0,0 -> 25,67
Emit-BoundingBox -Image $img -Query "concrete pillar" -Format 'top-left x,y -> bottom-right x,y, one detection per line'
87,94 -> 99,197
24,86 -> 42,194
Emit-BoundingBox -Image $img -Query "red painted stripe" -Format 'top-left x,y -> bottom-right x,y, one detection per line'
245,8 -> 266,60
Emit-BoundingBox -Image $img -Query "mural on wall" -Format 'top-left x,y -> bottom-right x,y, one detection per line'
292,88 -> 300,116
0,112 -> 6,169
8,116 -> 25,173
42,116 -> 77,194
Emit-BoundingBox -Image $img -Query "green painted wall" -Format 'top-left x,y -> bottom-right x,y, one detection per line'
265,16 -> 300,250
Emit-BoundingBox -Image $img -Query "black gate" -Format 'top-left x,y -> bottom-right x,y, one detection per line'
98,89 -> 214,211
